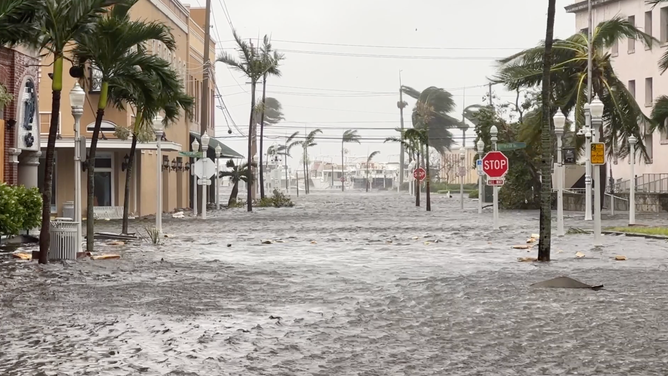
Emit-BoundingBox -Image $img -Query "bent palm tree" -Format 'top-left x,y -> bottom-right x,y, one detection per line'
36,0 -> 124,264
219,160 -> 255,207
299,129 -> 322,194
217,30 -> 278,210
365,151 -> 380,193
401,85 -> 458,153
0,0 -> 40,46
341,129 -> 361,191
73,0 -> 177,251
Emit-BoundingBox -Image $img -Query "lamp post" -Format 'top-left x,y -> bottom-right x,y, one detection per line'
554,110 -> 566,236
476,139 -> 484,214
490,125 -> 499,229
590,96 -> 604,245
191,139 -> 199,217
201,132 -> 210,219
459,146 -> 465,210
215,144 -> 222,210
629,135 -> 637,226
583,103 -> 593,221
153,115 -> 164,234
69,83 -> 85,254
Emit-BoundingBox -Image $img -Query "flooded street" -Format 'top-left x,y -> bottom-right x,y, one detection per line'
2,192 -> 668,375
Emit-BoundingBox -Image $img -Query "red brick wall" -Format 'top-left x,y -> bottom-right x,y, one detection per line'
0,46 -> 39,185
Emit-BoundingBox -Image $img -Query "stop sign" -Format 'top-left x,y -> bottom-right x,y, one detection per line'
482,151 -> 509,178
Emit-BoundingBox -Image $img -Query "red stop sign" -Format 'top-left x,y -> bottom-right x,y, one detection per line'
413,167 -> 426,181
482,151 -> 509,178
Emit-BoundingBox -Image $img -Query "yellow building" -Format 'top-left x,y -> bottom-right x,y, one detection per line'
37,0 -> 240,219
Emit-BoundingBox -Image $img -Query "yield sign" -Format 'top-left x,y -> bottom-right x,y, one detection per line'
193,158 -> 217,179
481,151 -> 509,178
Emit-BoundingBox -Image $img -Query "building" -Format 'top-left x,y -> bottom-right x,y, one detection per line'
36,0 -> 240,219
440,147 -> 478,185
0,45 -> 41,187
567,0 -> 668,189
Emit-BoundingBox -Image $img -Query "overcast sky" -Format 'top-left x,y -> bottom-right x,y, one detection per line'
185,0 -> 576,168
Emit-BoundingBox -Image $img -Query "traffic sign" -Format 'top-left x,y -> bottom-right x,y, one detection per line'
193,158 -> 217,179
179,151 -> 203,158
413,167 -> 426,181
458,166 -> 467,177
482,151 -> 509,178
197,178 -> 212,185
497,142 -> 526,151
476,159 -> 484,176
487,178 -> 505,186
340,177 -> 345,182
591,142 -> 605,165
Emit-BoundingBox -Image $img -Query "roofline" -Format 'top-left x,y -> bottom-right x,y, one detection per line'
565,0 -> 620,14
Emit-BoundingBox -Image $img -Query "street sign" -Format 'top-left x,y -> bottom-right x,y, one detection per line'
487,178 -> 505,186
197,178 -> 212,185
482,151 -> 509,178
591,142 -> 605,165
563,148 -> 576,164
340,177 -> 345,182
497,142 -> 526,151
476,159 -> 484,176
193,158 -> 217,179
179,151 -> 203,158
458,166 -> 467,177
413,167 -> 426,181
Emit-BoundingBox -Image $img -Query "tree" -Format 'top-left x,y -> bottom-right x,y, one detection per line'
299,129 -> 322,194
341,129 -> 361,192
401,85 -> 458,153
217,30 -> 278,211
73,0 -> 177,251
219,160 -> 255,207
110,66 -> 194,234
385,128 -> 425,208
0,0 -> 40,46
255,97 -> 284,181
365,151 -> 380,192
36,0 -> 126,264
257,37 -> 284,199
537,0 -> 557,261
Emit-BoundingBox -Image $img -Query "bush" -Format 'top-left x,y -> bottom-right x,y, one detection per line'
0,183 -> 42,238
257,189 -> 294,208
468,189 -> 479,199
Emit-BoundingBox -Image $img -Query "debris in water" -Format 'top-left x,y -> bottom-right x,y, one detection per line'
107,241 -> 125,246
531,276 -> 603,290
261,240 -> 274,244
513,245 -> 532,250
518,257 -> 537,262
11,252 -> 32,260
90,254 -> 121,260
575,251 -> 585,258
614,255 -> 627,261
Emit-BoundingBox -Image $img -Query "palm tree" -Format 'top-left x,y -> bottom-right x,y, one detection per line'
73,0 -> 177,251
255,97 -> 284,193
341,129 -> 361,192
365,151 -> 380,192
109,66 -> 194,234
0,0 -> 40,46
35,0 -> 125,264
280,131 -> 300,190
257,37 -> 284,199
401,85 -> 458,153
386,128 -> 429,209
299,129 -> 322,194
217,30 -> 278,211
219,160 -> 255,206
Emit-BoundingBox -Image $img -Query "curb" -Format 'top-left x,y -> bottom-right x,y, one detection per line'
602,231 -> 668,240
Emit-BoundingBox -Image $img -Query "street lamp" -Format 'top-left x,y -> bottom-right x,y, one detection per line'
459,146 -> 465,210
69,82 -> 85,255
583,102 -> 593,221
201,132 -> 210,220
553,110 -> 566,236
153,115 -> 164,234
215,144 -> 222,210
191,138 -> 200,217
476,139 -> 485,214
590,95 -> 604,245
490,125 -> 499,229
629,135 -> 637,226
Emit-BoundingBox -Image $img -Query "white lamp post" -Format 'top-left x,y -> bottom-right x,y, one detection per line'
69,83 -> 85,254
553,110 -> 566,236
590,96 -> 604,245
153,115 -> 164,234
629,135 -> 637,226
490,125 -> 499,229
215,144 -> 222,210
583,103 -> 593,221
191,139 -> 199,217
459,146 -> 465,210
201,132 -> 210,220
476,139 -> 484,214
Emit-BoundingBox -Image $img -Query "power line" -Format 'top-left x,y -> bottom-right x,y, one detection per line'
269,39 -> 524,51
252,48 -> 505,60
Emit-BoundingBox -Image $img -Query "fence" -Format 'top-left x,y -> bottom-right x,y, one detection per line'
49,219 -> 78,261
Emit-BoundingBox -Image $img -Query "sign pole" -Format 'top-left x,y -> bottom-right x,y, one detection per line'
491,126 -> 499,229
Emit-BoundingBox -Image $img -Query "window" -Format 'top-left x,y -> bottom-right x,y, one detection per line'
93,154 -> 113,206
645,133 -> 654,163
661,7 -> 668,43
645,77 -> 653,106
628,80 -> 636,98
646,11 -> 654,37
611,39 -> 619,56
628,15 -> 636,53
86,120 -> 116,133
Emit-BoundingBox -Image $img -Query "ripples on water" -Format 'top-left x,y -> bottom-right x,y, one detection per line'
1,191 -> 668,375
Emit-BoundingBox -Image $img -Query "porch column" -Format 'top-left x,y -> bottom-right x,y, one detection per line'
18,150 -> 41,188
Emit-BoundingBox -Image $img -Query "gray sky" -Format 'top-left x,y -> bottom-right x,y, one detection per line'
185,0 -> 575,168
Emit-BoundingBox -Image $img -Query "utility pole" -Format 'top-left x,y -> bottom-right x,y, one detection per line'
398,70 -> 406,189
488,83 -> 493,107
199,0 -> 212,214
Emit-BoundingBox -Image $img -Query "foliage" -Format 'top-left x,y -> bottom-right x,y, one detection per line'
429,183 -> 477,193
257,189 -> 294,208
468,189 -> 479,199
0,0 -> 41,47
144,226 -> 160,244
0,84 -> 13,106
607,226 -> 668,236
0,183 -> 42,238
401,85 -> 459,153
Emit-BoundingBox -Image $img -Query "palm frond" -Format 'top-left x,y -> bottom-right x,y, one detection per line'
342,129 -> 361,143
367,151 -> 380,163
0,0 -> 41,47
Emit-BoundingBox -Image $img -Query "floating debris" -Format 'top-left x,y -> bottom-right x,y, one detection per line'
614,255 -> 627,261
531,276 -> 603,290
575,251 -> 585,258
518,257 -> 537,262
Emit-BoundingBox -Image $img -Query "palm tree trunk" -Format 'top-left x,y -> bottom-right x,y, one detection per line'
38,89 -> 61,264
366,166 -> 369,192
538,0 -> 557,262
87,108 -> 106,252
258,74 -> 267,199
228,181 -> 239,206
416,151 -> 421,207
246,81 -> 256,212
425,142 -> 431,211
303,154 -> 307,194
121,135 -> 138,234
341,142 -> 345,192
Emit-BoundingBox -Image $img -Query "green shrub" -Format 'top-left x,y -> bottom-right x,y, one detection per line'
0,183 -> 42,238
468,189 -> 479,199
257,189 -> 294,208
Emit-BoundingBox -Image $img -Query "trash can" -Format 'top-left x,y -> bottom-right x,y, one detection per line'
62,201 -> 74,221
49,219 -> 78,261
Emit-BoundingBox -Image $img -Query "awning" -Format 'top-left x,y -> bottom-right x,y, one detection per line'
189,131 -> 243,159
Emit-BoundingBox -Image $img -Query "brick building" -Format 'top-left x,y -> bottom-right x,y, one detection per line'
0,45 -> 41,186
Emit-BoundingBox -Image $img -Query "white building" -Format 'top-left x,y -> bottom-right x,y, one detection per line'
567,0 -> 668,190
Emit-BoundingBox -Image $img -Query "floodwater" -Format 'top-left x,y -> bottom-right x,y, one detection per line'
2,191 -> 668,375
